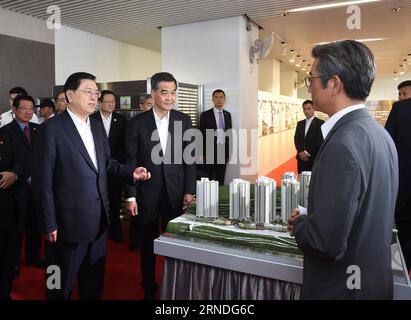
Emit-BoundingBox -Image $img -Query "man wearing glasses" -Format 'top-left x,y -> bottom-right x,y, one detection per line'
32,72 -> 151,300
288,40 -> 398,299
0,87 -> 39,128
0,95 -> 44,271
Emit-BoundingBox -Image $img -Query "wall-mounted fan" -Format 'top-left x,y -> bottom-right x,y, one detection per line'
295,79 -> 306,89
249,32 -> 275,64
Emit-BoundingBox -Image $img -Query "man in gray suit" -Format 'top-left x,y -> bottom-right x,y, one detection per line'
288,40 -> 398,299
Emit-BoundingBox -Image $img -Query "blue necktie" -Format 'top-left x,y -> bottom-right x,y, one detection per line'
218,111 -> 224,130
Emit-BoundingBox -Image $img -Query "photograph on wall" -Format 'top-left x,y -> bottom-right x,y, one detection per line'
120,96 -> 131,109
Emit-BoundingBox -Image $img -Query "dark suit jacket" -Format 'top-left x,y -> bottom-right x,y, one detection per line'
0,120 -> 39,182
294,117 -> 324,171
199,108 -> 232,161
385,98 -> 411,220
90,111 -> 127,163
32,110 -> 134,243
0,132 -> 23,232
294,109 -> 398,299
124,109 -> 196,222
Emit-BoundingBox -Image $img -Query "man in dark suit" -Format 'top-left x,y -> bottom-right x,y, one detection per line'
288,40 -> 398,299
199,89 -> 232,185
32,72 -> 150,300
397,80 -> 411,101
0,95 -> 44,269
0,132 -> 23,299
125,72 -> 196,300
294,99 -> 324,173
385,87 -> 411,269
91,90 -> 127,243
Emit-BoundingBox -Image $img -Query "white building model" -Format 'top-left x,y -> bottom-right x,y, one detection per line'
299,171 -> 311,208
196,178 -> 219,218
229,179 -> 250,220
254,177 -> 277,224
281,176 -> 299,223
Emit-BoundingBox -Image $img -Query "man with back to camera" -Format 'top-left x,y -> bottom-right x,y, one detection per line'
199,89 -> 232,185
90,90 -> 127,243
124,72 -> 196,300
287,40 -> 398,299
294,99 -> 324,174
0,87 -> 39,128
385,79 -> 411,270
32,72 -> 151,300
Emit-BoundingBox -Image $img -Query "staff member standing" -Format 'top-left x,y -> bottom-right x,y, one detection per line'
91,90 -> 127,243
294,100 -> 324,173
0,132 -> 23,300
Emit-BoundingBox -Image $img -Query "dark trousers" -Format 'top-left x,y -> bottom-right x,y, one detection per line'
45,212 -> 107,300
107,179 -> 122,236
17,190 -> 42,264
0,222 -> 20,300
129,215 -> 140,248
297,159 -> 314,174
206,163 -> 227,185
138,187 -> 179,298
205,143 -> 228,185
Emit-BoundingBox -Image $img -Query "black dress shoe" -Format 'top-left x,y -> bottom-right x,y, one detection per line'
26,257 -> 46,268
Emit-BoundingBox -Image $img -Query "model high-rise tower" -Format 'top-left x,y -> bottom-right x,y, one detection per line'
281,176 -> 299,223
196,178 -> 219,218
229,179 -> 250,220
254,177 -> 277,224
299,171 -> 311,208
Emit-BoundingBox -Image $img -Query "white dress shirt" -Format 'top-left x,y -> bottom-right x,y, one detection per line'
213,107 -> 225,144
0,109 -> 39,127
100,111 -> 112,137
304,115 -> 315,136
153,108 -> 170,154
67,107 -> 98,171
321,104 -> 365,139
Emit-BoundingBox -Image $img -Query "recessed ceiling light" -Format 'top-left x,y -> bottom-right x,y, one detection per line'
314,38 -> 386,45
286,0 -> 380,14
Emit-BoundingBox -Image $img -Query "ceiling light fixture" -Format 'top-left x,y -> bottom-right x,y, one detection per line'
285,0 -> 380,14
281,41 -> 287,56
314,38 -> 386,45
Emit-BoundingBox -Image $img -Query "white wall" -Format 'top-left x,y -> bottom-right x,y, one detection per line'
259,58 -> 280,95
368,72 -> 411,101
280,71 -> 298,98
162,16 -> 259,182
0,7 -> 53,44
55,26 -> 161,84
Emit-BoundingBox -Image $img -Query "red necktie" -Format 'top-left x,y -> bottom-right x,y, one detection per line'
24,125 -> 31,144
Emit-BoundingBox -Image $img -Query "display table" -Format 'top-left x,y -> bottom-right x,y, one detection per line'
154,233 -> 411,300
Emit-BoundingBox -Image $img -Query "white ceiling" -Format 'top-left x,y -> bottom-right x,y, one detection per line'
0,0 -> 410,77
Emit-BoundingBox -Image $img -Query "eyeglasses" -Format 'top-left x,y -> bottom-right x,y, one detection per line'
304,76 -> 321,87
77,89 -> 101,99
16,106 -> 34,112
